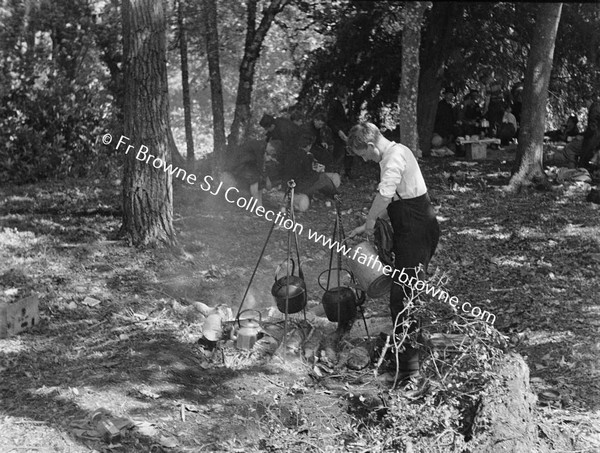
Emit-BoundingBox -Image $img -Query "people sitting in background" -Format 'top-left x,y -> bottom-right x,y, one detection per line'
546,115 -> 580,143
433,88 -> 456,150
484,80 -> 506,137
222,139 -> 269,208
259,113 -> 303,152
328,86 -> 352,177
456,90 -> 482,137
305,112 -> 336,170
277,136 -> 339,211
579,94 -> 600,169
558,136 -> 584,169
510,81 -> 524,125
498,104 -> 518,146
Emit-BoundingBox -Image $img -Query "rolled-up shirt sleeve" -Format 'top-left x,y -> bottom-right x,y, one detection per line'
378,153 -> 406,198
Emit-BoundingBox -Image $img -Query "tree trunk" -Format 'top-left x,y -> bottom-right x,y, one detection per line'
121,0 -> 175,247
21,0 -> 36,78
227,0 -> 289,149
468,353 -> 541,452
508,3 -> 562,193
417,2 -> 461,156
399,2 -> 427,158
203,0 -> 227,168
178,0 -> 195,164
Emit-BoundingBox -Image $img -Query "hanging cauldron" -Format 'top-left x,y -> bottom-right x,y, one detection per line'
319,268 -> 363,323
271,259 -> 307,314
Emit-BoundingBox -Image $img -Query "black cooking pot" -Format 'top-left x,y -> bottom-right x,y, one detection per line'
319,268 -> 360,323
271,259 -> 307,314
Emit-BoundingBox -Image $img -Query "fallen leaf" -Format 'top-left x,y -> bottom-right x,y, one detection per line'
134,421 -> 159,437
82,296 -> 101,307
159,436 -> 179,448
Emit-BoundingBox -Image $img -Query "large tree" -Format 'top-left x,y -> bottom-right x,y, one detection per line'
178,0 -> 195,164
203,0 -> 227,166
399,1 -> 428,157
508,3 -> 563,193
227,0 -> 289,148
121,0 -> 175,246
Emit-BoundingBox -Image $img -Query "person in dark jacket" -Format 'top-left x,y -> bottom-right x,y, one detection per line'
276,135 -> 338,211
455,90 -> 482,137
223,139 -> 268,207
546,115 -> 580,143
433,88 -> 456,149
484,81 -> 506,136
327,86 -> 353,177
579,94 -> 600,169
259,113 -> 303,157
510,81 -> 524,125
305,112 -> 335,170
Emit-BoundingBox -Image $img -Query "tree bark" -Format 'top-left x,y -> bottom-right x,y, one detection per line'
508,3 -> 562,193
178,0 -> 195,164
227,0 -> 289,149
121,0 -> 175,247
399,2 -> 427,158
417,2 -> 461,156
203,0 -> 227,168
468,353 -> 541,452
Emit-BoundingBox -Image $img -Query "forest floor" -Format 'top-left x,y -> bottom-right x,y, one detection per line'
1,149 -> 600,452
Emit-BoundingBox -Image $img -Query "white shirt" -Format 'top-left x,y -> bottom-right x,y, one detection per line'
378,142 -> 428,200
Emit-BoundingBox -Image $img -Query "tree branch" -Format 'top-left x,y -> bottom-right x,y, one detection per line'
245,0 -> 257,49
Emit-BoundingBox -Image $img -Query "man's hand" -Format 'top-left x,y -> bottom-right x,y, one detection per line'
312,162 -> 325,173
348,220 -> 375,238
348,223 -> 366,238
364,218 -> 376,235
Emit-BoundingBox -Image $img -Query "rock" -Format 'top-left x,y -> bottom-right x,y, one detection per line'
347,346 -> 370,370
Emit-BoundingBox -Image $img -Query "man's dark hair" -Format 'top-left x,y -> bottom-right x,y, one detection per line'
259,113 -> 275,128
314,111 -> 327,122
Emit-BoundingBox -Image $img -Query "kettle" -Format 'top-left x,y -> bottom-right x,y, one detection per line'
232,309 -> 262,350
271,259 -> 307,314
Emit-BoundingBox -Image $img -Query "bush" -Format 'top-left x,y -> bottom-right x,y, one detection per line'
0,70 -> 117,184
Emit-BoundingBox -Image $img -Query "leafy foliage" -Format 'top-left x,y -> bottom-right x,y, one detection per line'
296,1 -> 600,129
0,0 -> 119,183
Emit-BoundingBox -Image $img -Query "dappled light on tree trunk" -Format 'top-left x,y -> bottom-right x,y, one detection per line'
121,0 -> 175,247
508,3 -> 563,193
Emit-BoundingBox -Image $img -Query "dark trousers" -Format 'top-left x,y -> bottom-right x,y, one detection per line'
387,193 -> 440,369
579,128 -> 600,167
333,140 -> 354,176
298,173 -> 337,197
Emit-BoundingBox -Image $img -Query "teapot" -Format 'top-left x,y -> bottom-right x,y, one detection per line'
231,309 -> 262,350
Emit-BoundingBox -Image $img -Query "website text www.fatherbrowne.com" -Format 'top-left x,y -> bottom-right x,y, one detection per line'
105,133 -> 496,325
